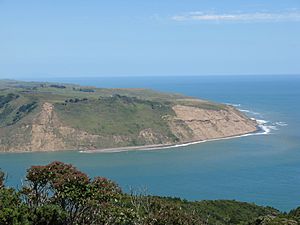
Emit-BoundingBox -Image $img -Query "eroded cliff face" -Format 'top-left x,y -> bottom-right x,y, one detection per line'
0,102 -> 172,152
30,102 -> 66,151
28,102 -> 133,151
0,102 -> 257,152
169,105 -> 257,142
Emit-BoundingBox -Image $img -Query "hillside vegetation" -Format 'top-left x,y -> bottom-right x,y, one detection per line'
0,80 -> 257,152
2,161 -> 299,225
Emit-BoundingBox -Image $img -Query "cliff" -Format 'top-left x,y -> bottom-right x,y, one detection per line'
0,80 -> 257,152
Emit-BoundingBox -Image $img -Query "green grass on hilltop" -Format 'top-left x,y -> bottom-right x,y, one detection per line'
55,95 -> 178,145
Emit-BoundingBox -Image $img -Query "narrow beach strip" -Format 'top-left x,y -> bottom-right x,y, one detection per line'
80,126 -> 265,154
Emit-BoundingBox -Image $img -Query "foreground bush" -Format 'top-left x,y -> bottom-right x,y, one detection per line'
0,162 -> 297,225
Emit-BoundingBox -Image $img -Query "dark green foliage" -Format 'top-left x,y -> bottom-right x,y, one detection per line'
189,200 -> 279,224
78,88 -> 95,92
29,204 -> 67,225
11,102 -> 38,124
0,93 -> 19,108
0,188 -> 30,225
289,207 -> 300,219
1,162 -> 296,225
0,170 -> 5,188
21,161 -> 133,224
247,215 -> 298,225
138,197 -> 204,225
0,105 -> 15,126
49,85 -> 66,89
64,98 -> 88,103
0,92 -> 38,127
18,102 -> 37,113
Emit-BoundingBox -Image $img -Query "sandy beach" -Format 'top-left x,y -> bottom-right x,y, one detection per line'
80,124 -> 267,153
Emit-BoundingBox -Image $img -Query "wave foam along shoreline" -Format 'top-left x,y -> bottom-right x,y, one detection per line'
224,103 -> 241,107
276,121 -> 288,126
239,109 -> 261,115
135,115 -> 287,152
227,102 -> 288,134
79,127 -> 267,154
80,124 -> 271,154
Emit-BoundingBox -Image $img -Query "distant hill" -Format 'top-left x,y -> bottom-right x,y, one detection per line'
0,80 -> 257,152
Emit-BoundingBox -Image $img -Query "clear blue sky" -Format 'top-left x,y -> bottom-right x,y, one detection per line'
1,0 -> 300,78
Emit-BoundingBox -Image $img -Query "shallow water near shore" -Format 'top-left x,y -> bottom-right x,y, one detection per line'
1,75 -> 300,211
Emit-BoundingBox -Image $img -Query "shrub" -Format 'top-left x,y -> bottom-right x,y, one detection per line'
0,170 -> 5,188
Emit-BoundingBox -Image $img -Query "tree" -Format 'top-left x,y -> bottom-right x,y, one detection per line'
0,169 -> 5,189
0,188 -> 30,225
22,161 -> 136,224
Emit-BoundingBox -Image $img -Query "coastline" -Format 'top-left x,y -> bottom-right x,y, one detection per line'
0,107 -> 278,154
2,118 -> 268,154
0,127 -> 261,154
81,105 -> 272,154
81,116 -> 279,154
80,126 -> 265,154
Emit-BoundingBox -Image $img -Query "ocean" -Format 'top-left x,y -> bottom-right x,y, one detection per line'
1,75 -> 300,211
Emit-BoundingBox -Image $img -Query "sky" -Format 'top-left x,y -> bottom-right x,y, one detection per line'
1,0 -> 300,79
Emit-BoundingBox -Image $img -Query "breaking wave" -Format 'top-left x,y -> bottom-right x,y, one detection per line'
225,103 -> 287,135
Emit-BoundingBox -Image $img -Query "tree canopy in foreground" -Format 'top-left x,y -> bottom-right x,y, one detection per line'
0,161 -> 299,225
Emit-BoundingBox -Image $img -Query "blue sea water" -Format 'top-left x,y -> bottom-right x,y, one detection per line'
1,75 -> 300,211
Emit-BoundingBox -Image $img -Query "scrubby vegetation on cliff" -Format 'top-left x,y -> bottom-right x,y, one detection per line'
1,162 -> 299,225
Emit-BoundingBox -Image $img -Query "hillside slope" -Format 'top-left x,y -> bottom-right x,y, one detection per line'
0,80 -> 257,152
